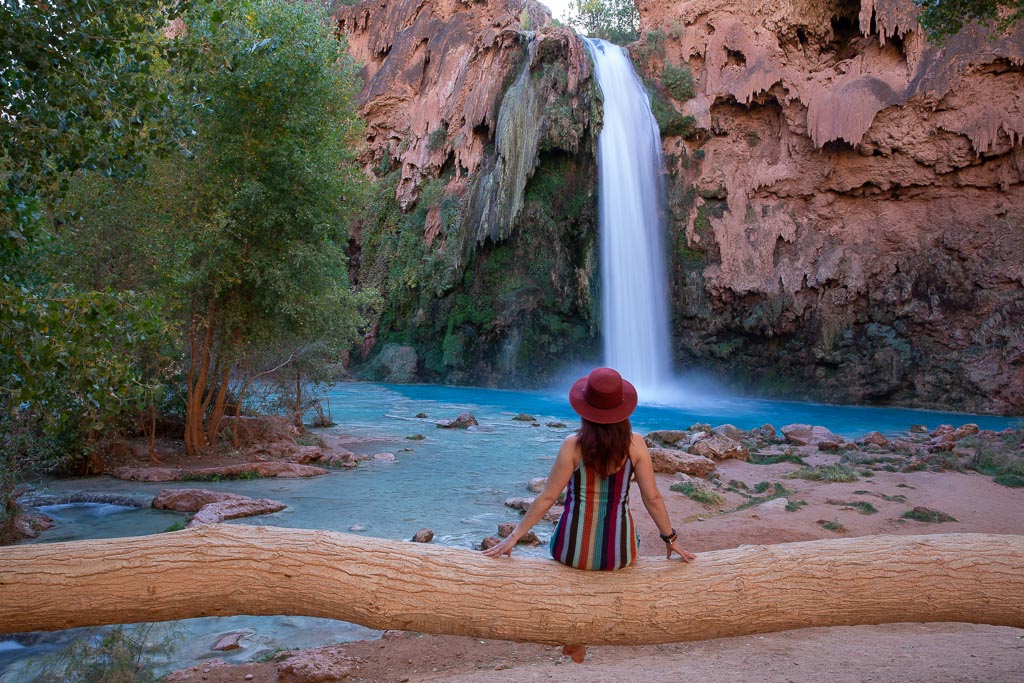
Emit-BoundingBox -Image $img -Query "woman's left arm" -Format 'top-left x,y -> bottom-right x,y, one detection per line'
631,434 -> 697,561
483,435 -> 578,558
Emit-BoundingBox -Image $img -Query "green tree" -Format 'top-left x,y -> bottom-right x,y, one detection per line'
915,0 -> 1024,42
1,0 -> 186,541
567,0 -> 640,44
174,0 -> 371,455
0,0 -> 189,259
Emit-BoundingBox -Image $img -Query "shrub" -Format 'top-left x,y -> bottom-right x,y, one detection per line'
662,62 -> 695,101
786,464 -> 858,483
427,125 -> 448,152
901,506 -> 957,523
785,499 -> 808,512
670,481 -> 724,506
826,499 -> 878,515
818,518 -> 847,533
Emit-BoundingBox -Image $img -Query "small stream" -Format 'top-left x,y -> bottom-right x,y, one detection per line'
2,381 -> 1015,679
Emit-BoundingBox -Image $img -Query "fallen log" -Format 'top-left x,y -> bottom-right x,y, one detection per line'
1,526 -> 1021,644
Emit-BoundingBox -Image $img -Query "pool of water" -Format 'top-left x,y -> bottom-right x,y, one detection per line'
3,381 -> 1016,679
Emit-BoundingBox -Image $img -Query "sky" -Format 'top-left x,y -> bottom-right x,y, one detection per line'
539,0 -> 574,25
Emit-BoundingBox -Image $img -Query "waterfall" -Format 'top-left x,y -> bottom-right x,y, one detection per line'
585,38 -> 673,397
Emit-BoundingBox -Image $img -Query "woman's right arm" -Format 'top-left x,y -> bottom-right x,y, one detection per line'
483,435 -> 578,558
631,434 -> 696,562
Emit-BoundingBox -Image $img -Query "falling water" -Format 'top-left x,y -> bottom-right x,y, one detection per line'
585,38 -> 673,396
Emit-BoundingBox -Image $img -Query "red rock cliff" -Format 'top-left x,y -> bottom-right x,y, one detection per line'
637,0 -> 1023,413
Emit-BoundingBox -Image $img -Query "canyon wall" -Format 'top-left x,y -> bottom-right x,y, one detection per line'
634,0 -> 1023,413
334,0 -> 602,386
336,0 -> 1023,414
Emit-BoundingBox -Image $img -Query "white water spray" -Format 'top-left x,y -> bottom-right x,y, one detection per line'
586,38 -> 673,397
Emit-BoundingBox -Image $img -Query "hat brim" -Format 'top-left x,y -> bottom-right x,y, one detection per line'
568,375 -> 639,424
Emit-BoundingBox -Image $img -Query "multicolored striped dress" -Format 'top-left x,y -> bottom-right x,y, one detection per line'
549,458 -> 639,570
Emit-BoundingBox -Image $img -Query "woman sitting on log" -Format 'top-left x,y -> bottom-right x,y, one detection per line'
484,367 -> 695,662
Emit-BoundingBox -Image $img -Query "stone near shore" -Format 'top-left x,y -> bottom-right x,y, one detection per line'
512,413 -> 536,421
276,646 -> 357,683
13,512 -> 54,540
859,431 -> 890,447
648,448 -> 717,476
211,631 -> 249,651
644,430 -> 689,447
781,424 -> 841,447
687,434 -> 750,461
411,528 -> 434,543
712,424 -> 744,441
372,452 -> 396,462
480,536 -> 501,550
153,489 -> 241,512
497,522 -> 515,537
436,412 -> 479,429
504,496 -> 534,511
188,497 -> 287,528
527,477 -> 546,493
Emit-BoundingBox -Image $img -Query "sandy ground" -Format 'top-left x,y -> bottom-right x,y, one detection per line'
164,448 -> 1024,683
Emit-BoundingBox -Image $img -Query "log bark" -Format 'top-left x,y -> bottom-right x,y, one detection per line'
0,526 -> 1021,644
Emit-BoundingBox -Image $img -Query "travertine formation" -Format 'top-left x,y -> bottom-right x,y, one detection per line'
335,0 -> 1022,414
636,0 -> 1023,413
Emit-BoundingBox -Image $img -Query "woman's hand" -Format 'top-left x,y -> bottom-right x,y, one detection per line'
666,541 -> 696,562
482,535 -> 518,558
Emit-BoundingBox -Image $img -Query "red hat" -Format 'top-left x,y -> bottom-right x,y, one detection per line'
569,367 -> 638,424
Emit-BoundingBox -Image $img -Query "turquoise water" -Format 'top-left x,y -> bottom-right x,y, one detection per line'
3,381 -> 1016,678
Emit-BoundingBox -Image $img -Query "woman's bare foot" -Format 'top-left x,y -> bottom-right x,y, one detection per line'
561,644 -> 587,663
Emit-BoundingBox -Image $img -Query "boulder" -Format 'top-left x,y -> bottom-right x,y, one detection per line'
497,522 -> 516,537
13,512 -> 54,540
319,451 -> 357,468
687,434 -> 750,461
504,497 -> 534,511
544,505 -> 564,523
410,528 -> 434,543
480,536 -> 502,550
932,424 -> 955,437
187,497 -> 287,527
755,497 -> 790,514
644,430 -> 689,447
712,424 -> 743,441
277,646 -> 356,683
909,424 -> 929,433
436,412 -> 479,429
211,631 -> 249,651
649,448 -> 717,476
780,424 -> 841,447
527,477 -> 547,493
858,431 -> 890,447
153,489 -> 242,512
546,421 -> 567,428
517,531 -> 542,546
953,424 -> 980,440
512,414 -> 536,421
757,424 -> 778,439
372,452 -> 396,462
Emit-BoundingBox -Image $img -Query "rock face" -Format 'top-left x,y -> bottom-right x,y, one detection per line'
335,0 -> 1022,414
633,0 -> 1023,414
335,1 -> 603,388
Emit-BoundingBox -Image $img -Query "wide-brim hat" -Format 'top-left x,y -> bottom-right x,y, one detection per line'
569,367 -> 638,424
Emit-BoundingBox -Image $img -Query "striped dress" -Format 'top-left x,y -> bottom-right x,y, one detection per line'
549,458 -> 639,571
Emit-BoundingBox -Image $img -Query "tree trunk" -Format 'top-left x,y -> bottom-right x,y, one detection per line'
0,527 -> 1021,642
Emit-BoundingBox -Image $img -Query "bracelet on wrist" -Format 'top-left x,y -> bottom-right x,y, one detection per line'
659,528 -> 678,544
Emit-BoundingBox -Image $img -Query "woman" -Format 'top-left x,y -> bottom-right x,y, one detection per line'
483,367 -> 695,662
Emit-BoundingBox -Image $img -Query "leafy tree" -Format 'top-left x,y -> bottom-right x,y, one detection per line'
173,0 -> 372,455
0,0 -> 189,259
915,0 -> 1024,42
567,0 -> 641,44
1,0 -> 186,540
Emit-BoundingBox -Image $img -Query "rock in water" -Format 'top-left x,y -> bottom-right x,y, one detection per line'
480,536 -> 502,550
512,413 -> 536,421
211,631 -> 248,651
497,522 -> 516,537
436,412 -> 479,429
411,528 -> 434,543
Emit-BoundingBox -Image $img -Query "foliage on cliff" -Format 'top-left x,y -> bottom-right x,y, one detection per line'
916,0 -> 1024,41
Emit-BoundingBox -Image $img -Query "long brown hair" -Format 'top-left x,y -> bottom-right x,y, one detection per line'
577,418 -> 632,478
